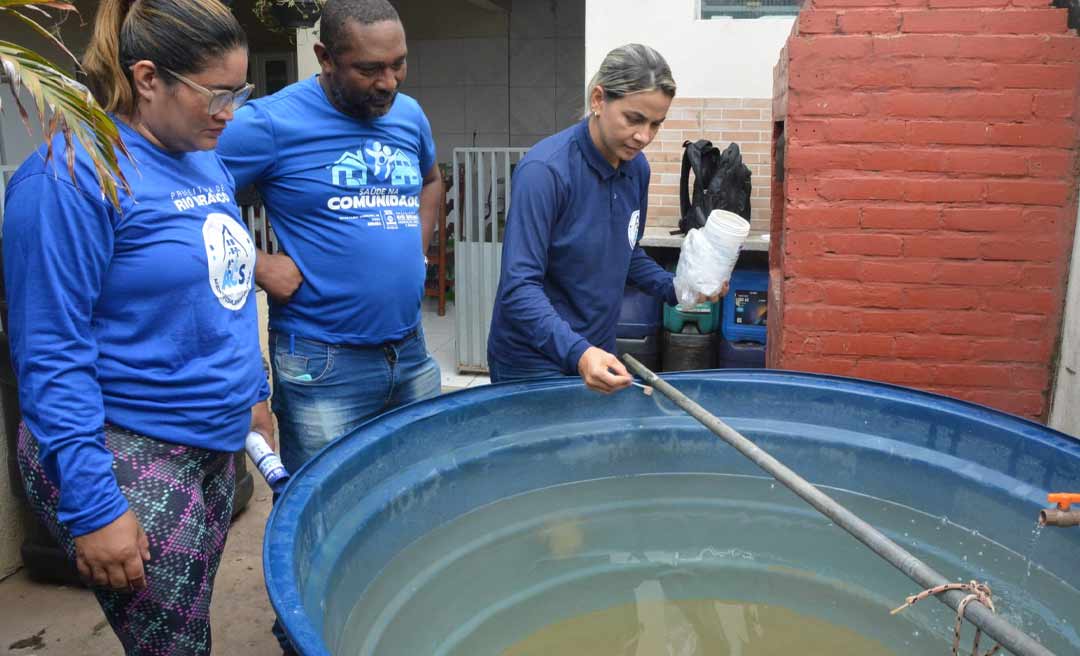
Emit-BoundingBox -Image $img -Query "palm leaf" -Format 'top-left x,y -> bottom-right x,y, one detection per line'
0,2 -> 129,209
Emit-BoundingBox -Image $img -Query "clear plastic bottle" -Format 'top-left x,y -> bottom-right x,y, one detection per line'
245,431 -> 290,494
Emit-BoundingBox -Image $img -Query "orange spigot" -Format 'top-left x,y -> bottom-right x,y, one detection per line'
1040,493 -> 1080,527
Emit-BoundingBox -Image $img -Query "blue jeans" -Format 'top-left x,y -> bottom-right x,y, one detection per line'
270,328 -> 442,474
487,357 -> 570,384
269,327 -> 440,652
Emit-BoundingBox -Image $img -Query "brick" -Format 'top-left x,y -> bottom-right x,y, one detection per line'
787,119 -> 830,143
785,232 -> 826,256
982,289 -> 1058,314
785,256 -> 862,280
824,233 -> 904,256
799,11 -> 839,34
998,64 -> 1080,89
901,10 -> 984,33
853,360 -> 935,384
815,0 -> 896,6
874,34 -> 961,58
1033,93 -> 1076,119
821,334 -> 896,357
839,10 -> 902,33
861,261 -> 938,283
933,364 -> 1014,386
790,63 -> 909,91
953,389 -> 1045,418
785,177 -> 822,201
789,92 -> 870,117
788,36 -> 875,60
982,9 -> 1069,34
941,207 -> 1025,231
1028,150 -> 1075,177
895,335 -> 975,359
909,62 -> 996,88
827,119 -> 908,143
784,307 -> 859,331
980,238 -> 1060,261
786,206 -> 862,229
782,355 -> 859,376
938,262 -> 1021,285
944,149 -> 1029,175
822,282 -> 905,307
819,177 -> 907,201
904,235 -> 982,258
988,122 -> 1076,147
862,206 -> 941,229
954,35 -> 1049,61
786,145 -> 863,171
874,92 -> 1032,120
986,180 -> 1071,205
931,0 -> 1007,6
904,179 -> 986,202
781,331 -> 822,355
1044,34 -> 1080,61
784,281 -> 825,304
902,286 -> 980,309
935,311 -> 1016,336
1013,315 -> 1052,337
973,338 -> 1053,362
860,310 -> 938,332
868,149 -> 949,173
1020,263 -> 1065,287
906,121 -> 988,145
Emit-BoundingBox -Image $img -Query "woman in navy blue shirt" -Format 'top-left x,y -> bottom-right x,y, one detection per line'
488,44 -> 685,393
3,1 -> 269,653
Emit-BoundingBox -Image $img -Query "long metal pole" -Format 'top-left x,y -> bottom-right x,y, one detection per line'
622,354 -> 1054,656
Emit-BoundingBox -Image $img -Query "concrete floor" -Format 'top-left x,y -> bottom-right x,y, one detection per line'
0,299 -> 488,655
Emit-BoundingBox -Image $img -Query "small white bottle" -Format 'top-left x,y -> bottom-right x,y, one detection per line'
245,431 -> 290,494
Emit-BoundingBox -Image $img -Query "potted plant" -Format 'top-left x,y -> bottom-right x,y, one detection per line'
254,0 -> 324,30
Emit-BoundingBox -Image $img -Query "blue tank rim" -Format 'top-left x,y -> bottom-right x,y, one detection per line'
263,369 -> 1080,654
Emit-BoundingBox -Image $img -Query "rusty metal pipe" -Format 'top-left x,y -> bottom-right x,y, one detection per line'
1040,508 -> 1080,527
622,354 -> 1056,656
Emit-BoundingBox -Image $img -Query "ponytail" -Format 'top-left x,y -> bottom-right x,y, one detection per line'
82,0 -> 247,116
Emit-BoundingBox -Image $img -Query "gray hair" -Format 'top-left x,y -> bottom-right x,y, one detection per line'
588,44 -> 677,102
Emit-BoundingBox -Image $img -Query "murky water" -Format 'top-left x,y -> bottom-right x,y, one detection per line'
502,598 -> 896,656
339,474 -> 1080,656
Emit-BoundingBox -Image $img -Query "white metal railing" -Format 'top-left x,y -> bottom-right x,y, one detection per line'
452,147 -> 528,374
240,201 -> 279,254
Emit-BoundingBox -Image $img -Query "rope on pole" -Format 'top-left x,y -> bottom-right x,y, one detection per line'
621,354 -> 1054,656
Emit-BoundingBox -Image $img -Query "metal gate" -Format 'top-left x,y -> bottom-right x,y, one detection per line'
452,147 -> 528,374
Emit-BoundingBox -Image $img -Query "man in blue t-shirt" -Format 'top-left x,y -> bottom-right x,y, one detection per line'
217,0 -> 442,482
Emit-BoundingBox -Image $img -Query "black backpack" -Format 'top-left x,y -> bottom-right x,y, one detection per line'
676,140 -> 753,235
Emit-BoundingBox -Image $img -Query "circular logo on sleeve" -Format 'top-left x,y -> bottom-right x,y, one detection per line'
202,212 -> 256,310
627,210 -> 641,249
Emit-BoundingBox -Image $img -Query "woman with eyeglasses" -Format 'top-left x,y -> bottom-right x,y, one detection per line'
2,0 -> 269,653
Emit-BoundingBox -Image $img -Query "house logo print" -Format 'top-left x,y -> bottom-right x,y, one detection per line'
331,150 -> 369,187
203,212 -> 255,310
389,150 -> 420,186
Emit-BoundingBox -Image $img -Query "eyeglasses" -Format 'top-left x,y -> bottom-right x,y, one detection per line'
162,67 -> 254,115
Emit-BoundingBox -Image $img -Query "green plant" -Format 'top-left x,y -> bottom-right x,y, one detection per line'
253,0 -> 324,31
0,0 -> 129,208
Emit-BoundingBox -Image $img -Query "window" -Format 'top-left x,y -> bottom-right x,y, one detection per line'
700,0 -> 803,20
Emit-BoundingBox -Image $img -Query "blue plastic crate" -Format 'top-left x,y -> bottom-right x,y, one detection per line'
616,285 -> 662,339
722,268 -> 768,344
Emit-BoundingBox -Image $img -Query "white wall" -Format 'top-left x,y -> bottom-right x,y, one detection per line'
1049,187 -> 1080,438
585,0 -> 795,99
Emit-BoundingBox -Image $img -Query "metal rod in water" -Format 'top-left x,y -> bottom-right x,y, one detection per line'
621,354 -> 1055,656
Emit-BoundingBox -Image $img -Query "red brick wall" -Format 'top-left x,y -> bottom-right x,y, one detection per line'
770,0 -> 1080,420
644,98 -> 774,235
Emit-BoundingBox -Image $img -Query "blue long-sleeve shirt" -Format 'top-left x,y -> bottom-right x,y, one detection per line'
487,119 -> 676,375
3,122 -> 269,536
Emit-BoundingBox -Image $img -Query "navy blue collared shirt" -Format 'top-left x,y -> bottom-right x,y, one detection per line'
488,118 -> 676,375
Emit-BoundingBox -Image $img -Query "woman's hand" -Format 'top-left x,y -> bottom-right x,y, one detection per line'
250,400 -> 275,451
694,280 -> 730,305
577,347 -> 633,394
73,509 -> 151,592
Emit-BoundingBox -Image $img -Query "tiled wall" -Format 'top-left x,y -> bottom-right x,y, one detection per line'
643,97 -> 774,235
404,0 -> 585,165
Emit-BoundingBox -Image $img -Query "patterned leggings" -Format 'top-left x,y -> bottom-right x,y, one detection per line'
17,423 -> 235,656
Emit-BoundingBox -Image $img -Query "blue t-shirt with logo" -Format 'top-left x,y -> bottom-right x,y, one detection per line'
488,119 -> 677,375
3,121 -> 269,537
217,76 -> 435,345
